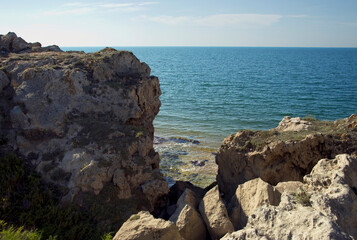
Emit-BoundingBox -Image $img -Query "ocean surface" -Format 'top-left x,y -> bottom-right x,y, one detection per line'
62,47 -> 357,187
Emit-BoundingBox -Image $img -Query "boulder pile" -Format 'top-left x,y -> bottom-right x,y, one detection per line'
116,115 -> 357,240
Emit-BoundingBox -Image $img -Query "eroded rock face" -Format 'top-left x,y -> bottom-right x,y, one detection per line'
222,154 -> 357,240
228,178 -> 280,230
216,115 -> 357,200
0,34 -> 168,228
169,189 -> 206,240
304,154 -> 357,237
199,186 -> 234,240
113,211 -> 183,240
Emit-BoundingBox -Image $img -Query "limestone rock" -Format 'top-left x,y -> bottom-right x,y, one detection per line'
216,115 -> 357,200
221,154 -> 357,240
228,178 -> 280,230
113,211 -> 183,240
169,189 -> 206,240
304,154 -> 357,237
168,181 -> 206,206
274,181 -> 304,194
275,116 -> 312,132
199,186 -> 234,240
0,33 -> 168,228
221,195 -> 352,240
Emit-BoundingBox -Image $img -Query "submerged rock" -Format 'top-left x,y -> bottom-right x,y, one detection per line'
168,137 -> 200,145
190,159 -> 208,167
0,33 -> 168,228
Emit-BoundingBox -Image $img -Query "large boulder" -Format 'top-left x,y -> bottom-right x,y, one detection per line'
216,115 -> 357,200
0,32 -> 17,52
0,34 -> 168,229
304,154 -> 357,237
113,211 -> 183,240
12,37 -> 30,53
221,195 -> 352,240
199,186 -> 234,240
228,178 -> 280,230
221,154 -> 357,240
275,116 -> 312,132
169,189 -> 206,240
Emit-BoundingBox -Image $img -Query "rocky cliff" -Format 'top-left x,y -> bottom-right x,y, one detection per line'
217,115 -> 357,200
0,32 -> 168,229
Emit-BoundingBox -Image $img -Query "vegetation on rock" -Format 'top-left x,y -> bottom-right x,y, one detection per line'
0,154 -> 112,239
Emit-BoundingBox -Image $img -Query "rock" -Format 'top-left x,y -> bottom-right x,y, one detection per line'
41,45 -> 62,52
228,178 -> 280,230
168,137 -> 200,145
190,159 -> 208,167
0,70 -> 9,91
168,181 -> 206,206
274,181 -> 304,194
0,32 -> 17,52
221,196 -> 352,240
221,154 -> 357,240
169,189 -> 206,240
154,136 -> 168,144
199,186 -> 234,240
0,33 -> 168,229
216,115 -> 357,200
304,154 -> 357,237
275,116 -> 312,132
29,42 -> 42,52
12,37 -> 30,53
113,211 -> 183,240
0,32 -> 61,54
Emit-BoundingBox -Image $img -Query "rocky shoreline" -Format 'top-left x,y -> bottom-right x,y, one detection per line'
1,33 -> 357,239
115,115 -> 357,240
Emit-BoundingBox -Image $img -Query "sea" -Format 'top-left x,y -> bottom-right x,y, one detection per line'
62,47 -> 357,187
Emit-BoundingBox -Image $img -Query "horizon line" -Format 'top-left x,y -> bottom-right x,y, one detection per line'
60,45 -> 357,49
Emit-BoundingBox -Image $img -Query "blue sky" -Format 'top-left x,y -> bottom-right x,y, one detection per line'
1,0 -> 357,47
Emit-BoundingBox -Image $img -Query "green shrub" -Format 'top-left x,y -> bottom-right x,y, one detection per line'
295,190 -> 311,206
0,220 -> 42,240
0,154 -> 112,240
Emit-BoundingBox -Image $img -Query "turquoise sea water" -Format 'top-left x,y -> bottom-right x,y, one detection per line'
62,47 -> 357,186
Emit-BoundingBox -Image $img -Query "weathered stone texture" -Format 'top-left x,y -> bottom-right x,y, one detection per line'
0,34 -> 168,227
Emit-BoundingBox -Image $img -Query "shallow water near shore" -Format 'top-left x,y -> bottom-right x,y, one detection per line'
63,47 -> 357,187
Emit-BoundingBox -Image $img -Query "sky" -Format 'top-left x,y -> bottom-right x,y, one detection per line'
0,0 -> 357,47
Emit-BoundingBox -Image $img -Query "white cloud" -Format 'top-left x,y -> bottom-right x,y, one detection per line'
43,7 -> 94,16
99,3 -> 135,8
146,14 -> 282,27
195,14 -> 282,27
138,2 -> 159,6
148,15 -> 190,25
43,1 -> 158,16
62,2 -> 90,7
